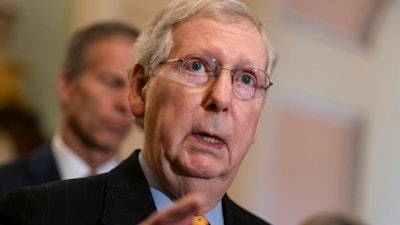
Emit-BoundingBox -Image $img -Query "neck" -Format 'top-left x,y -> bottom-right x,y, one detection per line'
168,176 -> 232,212
157,161 -> 237,213
61,128 -> 118,171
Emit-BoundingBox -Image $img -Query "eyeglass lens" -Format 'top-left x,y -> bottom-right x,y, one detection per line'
166,54 -> 271,100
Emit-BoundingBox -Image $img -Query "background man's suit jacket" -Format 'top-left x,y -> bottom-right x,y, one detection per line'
0,150 -> 271,225
0,144 -> 60,199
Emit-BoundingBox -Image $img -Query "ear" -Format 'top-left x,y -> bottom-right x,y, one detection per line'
128,64 -> 148,118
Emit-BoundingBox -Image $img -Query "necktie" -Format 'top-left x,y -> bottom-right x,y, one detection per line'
192,215 -> 210,225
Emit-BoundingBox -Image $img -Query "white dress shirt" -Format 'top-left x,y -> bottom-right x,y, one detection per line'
51,134 -> 120,180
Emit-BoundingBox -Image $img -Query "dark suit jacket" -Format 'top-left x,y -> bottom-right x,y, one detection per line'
0,150 -> 270,225
0,144 -> 60,199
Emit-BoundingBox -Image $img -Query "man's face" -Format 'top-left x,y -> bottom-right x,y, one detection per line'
60,37 -> 133,152
136,17 -> 268,183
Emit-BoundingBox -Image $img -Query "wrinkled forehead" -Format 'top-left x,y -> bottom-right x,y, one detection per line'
170,16 -> 268,69
175,12 -> 263,35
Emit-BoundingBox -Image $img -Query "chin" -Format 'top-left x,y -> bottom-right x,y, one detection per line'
183,164 -> 223,179
94,140 -> 119,152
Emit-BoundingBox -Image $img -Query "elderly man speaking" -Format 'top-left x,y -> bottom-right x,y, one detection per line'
0,0 -> 278,225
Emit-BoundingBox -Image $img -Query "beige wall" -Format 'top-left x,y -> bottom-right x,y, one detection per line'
6,0 -> 400,224
266,1 -> 400,225
9,0 -> 72,136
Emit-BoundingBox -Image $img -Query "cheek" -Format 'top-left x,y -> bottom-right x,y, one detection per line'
144,80 -> 197,149
234,104 -> 263,145
145,78 -> 194,123
69,87 -> 102,120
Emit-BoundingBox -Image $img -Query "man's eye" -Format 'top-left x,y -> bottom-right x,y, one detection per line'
190,61 -> 203,71
238,73 -> 256,86
100,74 -> 124,88
184,59 -> 207,73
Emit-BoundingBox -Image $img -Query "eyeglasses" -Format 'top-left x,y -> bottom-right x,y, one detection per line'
162,53 -> 273,100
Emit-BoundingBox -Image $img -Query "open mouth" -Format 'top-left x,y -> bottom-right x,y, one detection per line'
195,132 -> 224,145
201,135 -> 222,144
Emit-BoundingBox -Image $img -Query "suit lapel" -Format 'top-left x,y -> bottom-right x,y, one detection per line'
222,195 -> 236,225
102,150 -> 157,225
222,195 -> 271,225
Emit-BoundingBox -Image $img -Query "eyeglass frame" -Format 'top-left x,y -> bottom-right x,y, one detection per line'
161,53 -> 273,100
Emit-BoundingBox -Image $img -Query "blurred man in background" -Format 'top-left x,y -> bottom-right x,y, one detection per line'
0,22 -> 139,198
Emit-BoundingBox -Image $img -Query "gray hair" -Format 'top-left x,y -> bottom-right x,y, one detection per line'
132,0 -> 278,77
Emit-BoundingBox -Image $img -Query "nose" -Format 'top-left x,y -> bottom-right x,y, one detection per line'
204,69 -> 233,112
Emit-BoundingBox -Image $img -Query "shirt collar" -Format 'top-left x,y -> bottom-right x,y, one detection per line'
138,151 -> 224,225
51,134 -> 120,179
